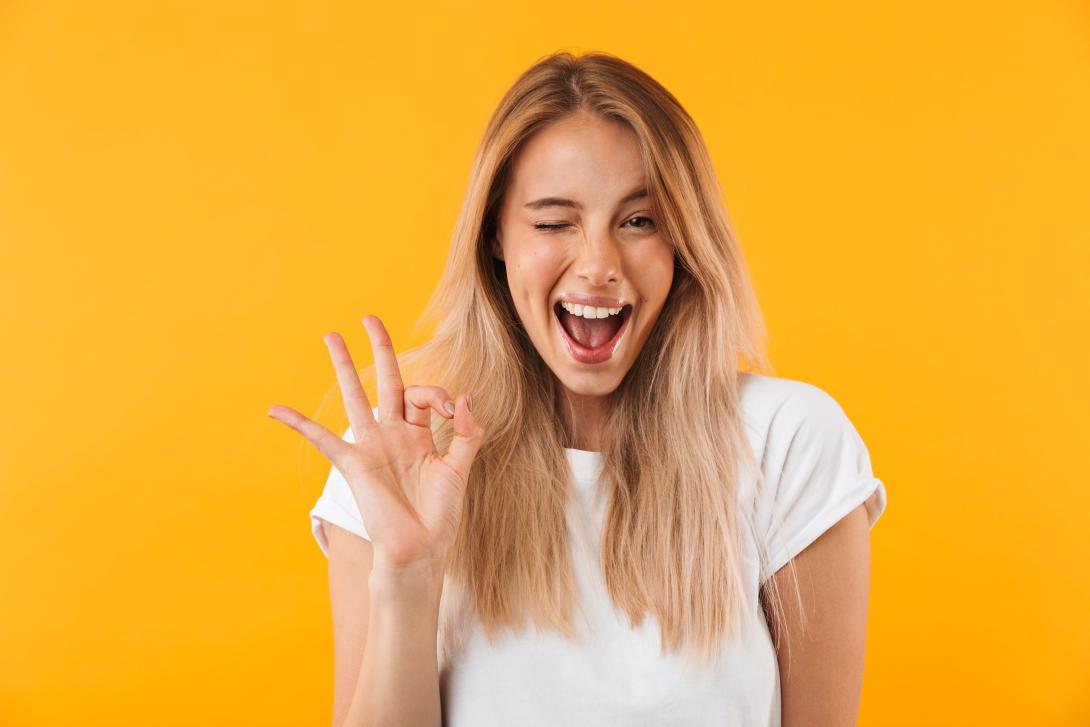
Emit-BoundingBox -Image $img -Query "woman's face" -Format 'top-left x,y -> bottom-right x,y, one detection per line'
493,110 -> 675,399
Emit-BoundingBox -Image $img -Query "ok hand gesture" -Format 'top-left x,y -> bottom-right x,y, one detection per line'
269,315 -> 484,576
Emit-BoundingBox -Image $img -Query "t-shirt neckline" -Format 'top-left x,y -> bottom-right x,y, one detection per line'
564,447 -> 603,488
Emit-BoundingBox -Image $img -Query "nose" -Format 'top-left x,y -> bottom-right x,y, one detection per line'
573,230 -> 621,286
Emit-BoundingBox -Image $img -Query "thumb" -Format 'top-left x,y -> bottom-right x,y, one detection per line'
443,394 -> 484,480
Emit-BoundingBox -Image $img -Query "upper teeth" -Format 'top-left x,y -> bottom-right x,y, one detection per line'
560,301 -> 624,319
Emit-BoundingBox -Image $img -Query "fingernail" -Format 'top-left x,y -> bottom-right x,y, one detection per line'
443,400 -> 455,416
467,395 -> 473,412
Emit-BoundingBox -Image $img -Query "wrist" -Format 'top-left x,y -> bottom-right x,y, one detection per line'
369,557 -> 443,603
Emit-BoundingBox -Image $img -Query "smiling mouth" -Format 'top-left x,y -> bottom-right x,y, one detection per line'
553,302 -> 633,364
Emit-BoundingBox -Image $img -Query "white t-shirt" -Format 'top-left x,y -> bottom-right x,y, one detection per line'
309,372 -> 887,726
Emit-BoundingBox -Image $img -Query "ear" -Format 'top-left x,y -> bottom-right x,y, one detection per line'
491,229 -> 505,261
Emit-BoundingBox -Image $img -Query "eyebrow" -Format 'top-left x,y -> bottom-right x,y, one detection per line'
523,186 -> 648,211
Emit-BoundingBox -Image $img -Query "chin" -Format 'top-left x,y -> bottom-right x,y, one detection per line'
552,367 -> 626,398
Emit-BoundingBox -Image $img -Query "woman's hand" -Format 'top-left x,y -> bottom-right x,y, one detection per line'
269,315 -> 484,577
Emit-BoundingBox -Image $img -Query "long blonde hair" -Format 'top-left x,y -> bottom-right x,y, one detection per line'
321,49 -> 801,670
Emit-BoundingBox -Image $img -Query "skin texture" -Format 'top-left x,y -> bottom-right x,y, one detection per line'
769,503 -> 872,727
491,109 -> 676,451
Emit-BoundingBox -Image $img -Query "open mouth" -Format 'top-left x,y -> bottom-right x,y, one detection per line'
553,301 -> 633,364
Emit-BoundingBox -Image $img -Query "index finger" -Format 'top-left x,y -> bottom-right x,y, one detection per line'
267,404 -> 353,469
362,315 -> 405,421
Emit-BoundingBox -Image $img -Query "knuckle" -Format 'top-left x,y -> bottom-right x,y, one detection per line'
403,387 -> 427,408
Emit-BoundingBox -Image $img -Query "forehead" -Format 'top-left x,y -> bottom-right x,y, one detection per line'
505,113 -> 647,206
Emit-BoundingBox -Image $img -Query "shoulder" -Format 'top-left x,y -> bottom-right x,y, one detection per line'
739,373 -> 886,584
738,372 -> 853,441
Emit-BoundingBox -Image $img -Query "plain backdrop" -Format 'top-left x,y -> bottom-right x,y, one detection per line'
1,1 -> 1088,725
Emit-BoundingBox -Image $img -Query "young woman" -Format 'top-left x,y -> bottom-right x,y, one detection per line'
269,50 -> 887,727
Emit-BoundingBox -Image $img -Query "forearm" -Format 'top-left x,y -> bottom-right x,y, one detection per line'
343,562 -> 443,727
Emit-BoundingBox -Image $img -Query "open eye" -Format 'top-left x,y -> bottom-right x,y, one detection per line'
624,215 -> 656,230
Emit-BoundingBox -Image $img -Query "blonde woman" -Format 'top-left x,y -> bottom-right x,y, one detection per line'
269,50 -> 887,727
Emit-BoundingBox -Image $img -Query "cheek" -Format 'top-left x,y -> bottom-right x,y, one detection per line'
629,243 -> 675,303
508,243 -> 566,296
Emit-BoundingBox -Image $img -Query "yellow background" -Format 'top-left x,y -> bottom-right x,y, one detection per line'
2,1 -> 1087,725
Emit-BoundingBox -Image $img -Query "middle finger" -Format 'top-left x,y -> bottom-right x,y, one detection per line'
323,332 -> 377,438
362,315 -> 405,422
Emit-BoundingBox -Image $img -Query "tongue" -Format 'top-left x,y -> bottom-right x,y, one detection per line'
560,310 -> 622,349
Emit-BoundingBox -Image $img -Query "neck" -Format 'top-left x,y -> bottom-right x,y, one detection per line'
558,388 -> 610,451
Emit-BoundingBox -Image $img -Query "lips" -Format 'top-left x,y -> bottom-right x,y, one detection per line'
553,301 -> 632,365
